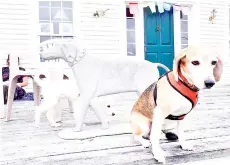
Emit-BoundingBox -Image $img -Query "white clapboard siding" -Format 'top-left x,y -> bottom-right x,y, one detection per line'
0,0 -> 31,55
79,0 -> 124,56
198,0 -> 230,85
199,1 -> 228,46
0,0 -> 39,93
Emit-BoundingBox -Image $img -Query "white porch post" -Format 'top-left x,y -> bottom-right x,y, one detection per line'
188,2 -> 200,45
135,5 -> 145,59
173,9 -> 181,56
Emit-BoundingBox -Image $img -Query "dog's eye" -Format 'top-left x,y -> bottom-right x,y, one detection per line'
191,61 -> 200,66
211,61 -> 217,65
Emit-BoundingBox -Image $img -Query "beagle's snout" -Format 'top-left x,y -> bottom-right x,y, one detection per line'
204,80 -> 215,88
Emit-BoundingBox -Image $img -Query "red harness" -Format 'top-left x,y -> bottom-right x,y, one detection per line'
154,71 -> 199,120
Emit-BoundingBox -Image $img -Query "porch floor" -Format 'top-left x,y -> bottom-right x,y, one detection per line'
1,85 -> 230,165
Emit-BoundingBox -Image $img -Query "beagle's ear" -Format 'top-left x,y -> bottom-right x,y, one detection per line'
213,57 -> 223,82
39,74 -> 46,79
173,50 -> 186,81
63,74 -> 69,80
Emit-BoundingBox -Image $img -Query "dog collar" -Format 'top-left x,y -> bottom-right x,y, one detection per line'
60,47 -> 87,67
165,71 -> 199,120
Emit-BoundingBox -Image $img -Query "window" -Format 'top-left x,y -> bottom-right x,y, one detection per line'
126,7 -> 136,56
180,13 -> 188,49
39,1 -> 74,43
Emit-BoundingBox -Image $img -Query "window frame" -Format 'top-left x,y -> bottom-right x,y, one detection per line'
38,0 -> 75,43
126,6 -> 136,56
180,13 -> 189,49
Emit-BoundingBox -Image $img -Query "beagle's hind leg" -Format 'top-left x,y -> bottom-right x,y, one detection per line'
130,112 -> 152,148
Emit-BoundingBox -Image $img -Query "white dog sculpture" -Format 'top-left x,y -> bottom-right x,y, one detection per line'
40,39 -> 170,132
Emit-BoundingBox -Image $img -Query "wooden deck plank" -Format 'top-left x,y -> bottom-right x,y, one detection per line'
1,85 -> 230,164
1,127 -> 230,162
1,136 -> 230,165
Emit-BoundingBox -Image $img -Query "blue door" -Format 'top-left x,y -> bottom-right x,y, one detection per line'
144,7 -> 174,76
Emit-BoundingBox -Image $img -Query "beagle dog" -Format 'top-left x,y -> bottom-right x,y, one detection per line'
130,46 -> 223,163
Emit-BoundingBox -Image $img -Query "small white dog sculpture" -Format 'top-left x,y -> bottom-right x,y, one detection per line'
32,70 -> 80,127
39,39 -> 170,134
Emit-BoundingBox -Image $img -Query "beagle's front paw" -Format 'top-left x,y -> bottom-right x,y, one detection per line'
152,147 -> 166,163
180,142 -> 193,151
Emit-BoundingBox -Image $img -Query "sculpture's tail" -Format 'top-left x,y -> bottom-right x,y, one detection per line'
155,63 -> 170,72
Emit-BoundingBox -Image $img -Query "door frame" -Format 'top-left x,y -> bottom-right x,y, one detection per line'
132,1 -> 200,60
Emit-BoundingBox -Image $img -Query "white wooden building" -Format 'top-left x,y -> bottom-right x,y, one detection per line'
0,0 -> 230,91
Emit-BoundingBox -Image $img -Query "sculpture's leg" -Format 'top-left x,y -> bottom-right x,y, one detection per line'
68,99 -> 74,113
72,95 -> 91,132
90,97 -> 109,129
104,97 -> 115,116
54,99 -> 62,123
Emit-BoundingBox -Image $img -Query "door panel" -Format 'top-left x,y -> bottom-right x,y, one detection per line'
145,10 -> 158,45
144,7 -> 174,76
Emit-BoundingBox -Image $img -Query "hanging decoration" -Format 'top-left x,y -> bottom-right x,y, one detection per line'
93,8 -> 110,17
156,1 -> 164,13
128,1 -> 191,16
163,3 -> 171,11
129,2 -> 139,15
209,9 -> 217,24
148,2 -> 156,13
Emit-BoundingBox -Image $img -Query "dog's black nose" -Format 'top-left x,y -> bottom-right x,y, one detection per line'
204,80 -> 215,88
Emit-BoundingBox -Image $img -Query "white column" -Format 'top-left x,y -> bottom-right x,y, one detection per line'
188,2 -> 200,45
120,2 -> 128,57
135,5 -> 145,60
173,9 -> 181,56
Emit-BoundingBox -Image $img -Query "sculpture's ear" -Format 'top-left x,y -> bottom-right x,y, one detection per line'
213,57 -> 223,82
63,74 -> 69,80
39,74 -> 46,79
60,43 -> 76,63
60,44 -> 68,55
173,50 -> 186,81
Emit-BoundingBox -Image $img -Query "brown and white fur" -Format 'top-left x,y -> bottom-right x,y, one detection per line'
130,45 -> 223,163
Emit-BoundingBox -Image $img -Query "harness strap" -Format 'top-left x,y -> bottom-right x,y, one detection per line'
168,72 -> 198,109
165,114 -> 186,120
153,84 -> 157,105
153,72 -> 168,105
153,71 -> 198,120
